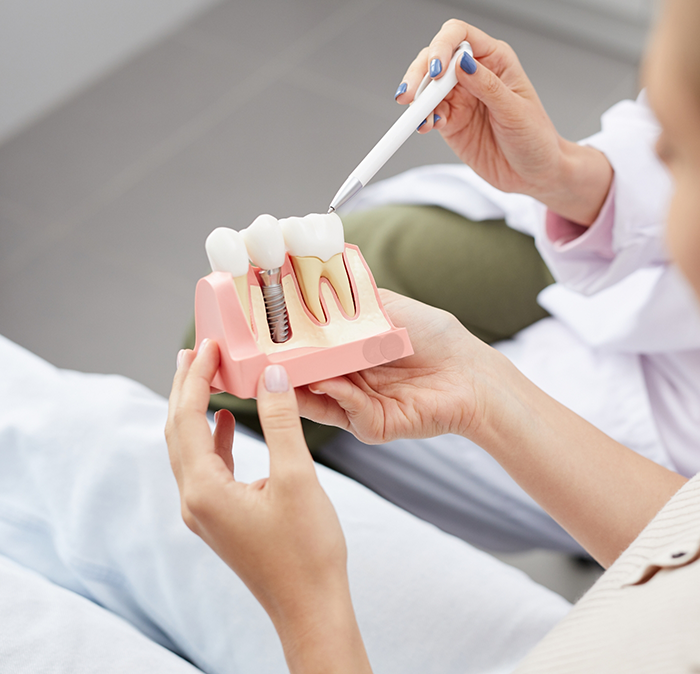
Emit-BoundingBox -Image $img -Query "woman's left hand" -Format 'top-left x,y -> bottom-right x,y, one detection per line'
296,290 -> 504,446
165,340 -> 372,673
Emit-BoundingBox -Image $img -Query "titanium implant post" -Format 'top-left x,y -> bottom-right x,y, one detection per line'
258,268 -> 290,343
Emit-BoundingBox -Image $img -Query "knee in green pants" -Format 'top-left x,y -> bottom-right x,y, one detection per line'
342,205 -> 553,344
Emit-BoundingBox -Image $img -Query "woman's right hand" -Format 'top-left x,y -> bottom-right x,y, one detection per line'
397,19 -> 612,225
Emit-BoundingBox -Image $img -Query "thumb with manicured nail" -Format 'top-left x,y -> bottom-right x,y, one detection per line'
257,365 -> 314,475
454,48 -> 513,112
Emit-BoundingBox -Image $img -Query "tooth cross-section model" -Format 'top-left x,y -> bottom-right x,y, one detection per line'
241,214 -> 290,344
205,227 -> 252,328
198,211 -> 413,398
280,212 -> 355,323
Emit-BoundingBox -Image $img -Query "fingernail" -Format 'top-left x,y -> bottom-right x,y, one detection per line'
309,386 -> 324,395
429,58 -> 442,78
214,410 -> 221,422
460,51 -> 477,75
394,81 -> 407,99
176,349 -> 185,369
434,114 -> 441,123
264,364 -> 288,393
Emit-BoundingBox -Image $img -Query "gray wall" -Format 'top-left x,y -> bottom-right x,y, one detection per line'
449,0 -> 656,61
0,0 -> 223,144
556,0 -> 653,21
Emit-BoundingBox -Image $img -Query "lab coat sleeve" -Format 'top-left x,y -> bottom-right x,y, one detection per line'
535,92 -> 700,353
536,90 -> 674,296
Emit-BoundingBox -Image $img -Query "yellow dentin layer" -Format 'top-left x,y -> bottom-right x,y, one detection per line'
291,253 -> 355,322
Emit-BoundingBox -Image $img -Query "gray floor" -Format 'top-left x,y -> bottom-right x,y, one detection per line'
0,0 -> 637,600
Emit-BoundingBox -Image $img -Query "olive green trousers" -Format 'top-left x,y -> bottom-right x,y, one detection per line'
184,205 -> 554,450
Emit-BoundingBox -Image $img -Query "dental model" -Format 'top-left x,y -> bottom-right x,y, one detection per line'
195,212 -> 413,398
241,214 -> 290,344
280,212 -> 355,323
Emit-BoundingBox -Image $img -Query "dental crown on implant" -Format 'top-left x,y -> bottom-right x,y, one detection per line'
242,214 -> 290,344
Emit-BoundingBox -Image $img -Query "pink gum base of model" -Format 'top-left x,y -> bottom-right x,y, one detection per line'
194,244 -> 413,399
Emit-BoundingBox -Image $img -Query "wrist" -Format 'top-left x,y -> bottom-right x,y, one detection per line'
271,582 -> 372,674
533,140 -> 613,226
456,345 -> 527,445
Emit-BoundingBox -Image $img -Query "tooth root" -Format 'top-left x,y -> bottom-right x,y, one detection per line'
291,256 -> 325,322
233,275 -> 252,329
322,253 -> 355,318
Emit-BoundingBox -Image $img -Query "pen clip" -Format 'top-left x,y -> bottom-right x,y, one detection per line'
411,40 -> 473,104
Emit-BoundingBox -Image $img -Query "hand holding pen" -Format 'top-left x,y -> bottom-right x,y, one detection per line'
393,19 -> 613,225
332,19 -> 613,226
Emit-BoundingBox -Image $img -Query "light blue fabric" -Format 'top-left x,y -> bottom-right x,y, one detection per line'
0,335 -> 570,673
0,553 -> 201,673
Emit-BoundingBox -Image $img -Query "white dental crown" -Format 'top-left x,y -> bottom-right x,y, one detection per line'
205,227 -> 250,278
241,214 -> 287,270
280,212 -> 345,262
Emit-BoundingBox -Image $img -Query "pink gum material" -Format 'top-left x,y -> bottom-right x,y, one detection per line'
194,244 -> 413,398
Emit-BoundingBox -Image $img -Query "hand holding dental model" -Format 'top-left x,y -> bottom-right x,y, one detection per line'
197,211 -> 412,398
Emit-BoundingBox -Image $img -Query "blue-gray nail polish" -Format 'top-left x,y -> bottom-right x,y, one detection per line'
429,58 -> 442,78
417,118 -> 427,130
434,114 -> 441,123
460,51 -> 477,74
394,82 -> 407,99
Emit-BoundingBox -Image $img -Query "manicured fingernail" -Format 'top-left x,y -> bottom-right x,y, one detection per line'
429,58 -> 442,78
264,364 -> 288,393
434,114 -> 441,123
394,82 -> 407,99
460,51 -> 477,74
309,386 -> 324,395
176,349 -> 185,369
417,118 -> 427,130
198,338 -> 210,354
214,410 -> 221,422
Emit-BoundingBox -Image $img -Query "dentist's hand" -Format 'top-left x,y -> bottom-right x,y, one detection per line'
396,19 -> 612,225
166,340 -> 372,674
297,290 -> 508,445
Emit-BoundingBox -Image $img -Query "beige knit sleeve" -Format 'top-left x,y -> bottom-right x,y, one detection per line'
513,474 -> 700,674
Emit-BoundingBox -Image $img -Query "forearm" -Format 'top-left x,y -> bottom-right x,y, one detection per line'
470,353 -> 687,567
272,587 -> 373,674
534,140 -> 614,226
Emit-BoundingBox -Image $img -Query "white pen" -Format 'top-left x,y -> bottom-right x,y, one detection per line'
328,41 -> 473,213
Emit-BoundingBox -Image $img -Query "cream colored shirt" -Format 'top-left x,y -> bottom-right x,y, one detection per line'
514,473 -> 700,672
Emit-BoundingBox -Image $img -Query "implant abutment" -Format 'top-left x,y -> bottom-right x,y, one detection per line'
258,267 -> 290,343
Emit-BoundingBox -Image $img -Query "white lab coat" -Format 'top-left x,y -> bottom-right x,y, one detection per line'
341,91 -> 700,478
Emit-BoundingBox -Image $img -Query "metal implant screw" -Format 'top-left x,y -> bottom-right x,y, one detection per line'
258,268 -> 290,343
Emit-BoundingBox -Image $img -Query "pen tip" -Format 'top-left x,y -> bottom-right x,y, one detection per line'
327,206 -> 335,214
